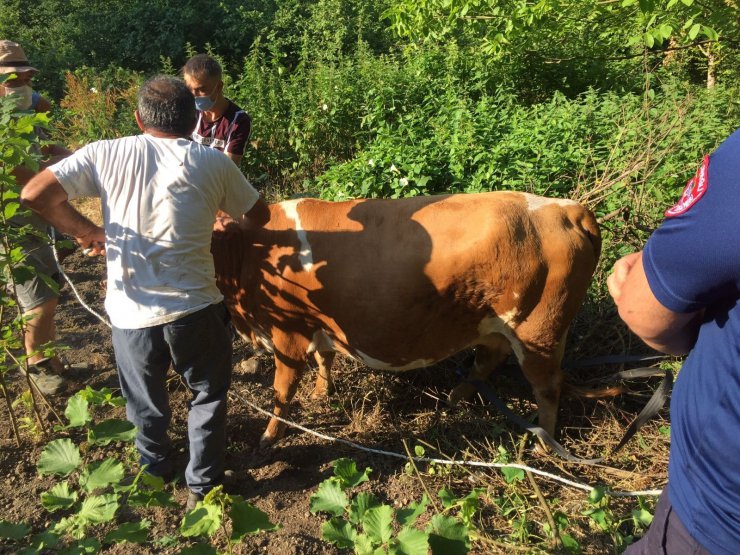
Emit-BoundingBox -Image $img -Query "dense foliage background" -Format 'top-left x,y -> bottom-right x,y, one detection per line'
3,0 -> 738,201
2,3 -> 739,552
2,0 -> 739,264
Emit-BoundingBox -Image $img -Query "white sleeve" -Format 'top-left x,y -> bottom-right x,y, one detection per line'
219,157 -> 260,218
47,143 -> 101,200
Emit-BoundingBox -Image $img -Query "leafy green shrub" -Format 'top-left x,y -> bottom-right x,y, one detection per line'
310,457 -> 477,554
0,387 -> 278,554
54,67 -> 141,149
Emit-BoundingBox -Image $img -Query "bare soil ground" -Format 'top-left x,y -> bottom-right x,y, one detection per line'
0,248 -> 671,554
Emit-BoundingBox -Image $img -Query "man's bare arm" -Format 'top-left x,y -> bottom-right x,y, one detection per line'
225,151 -> 243,166
20,169 -> 105,255
608,251 -> 703,355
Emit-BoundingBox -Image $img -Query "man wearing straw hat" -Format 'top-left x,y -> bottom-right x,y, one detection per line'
1,39 -> 71,395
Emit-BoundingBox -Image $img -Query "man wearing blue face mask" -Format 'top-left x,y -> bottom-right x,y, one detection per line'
182,54 -> 251,167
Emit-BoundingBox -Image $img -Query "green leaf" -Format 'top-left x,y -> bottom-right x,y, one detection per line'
500,466 -> 525,483
88,419 -> 137,445
176,544 -> 217,555
37,438 -> 82,476
632,507 -> 654,527
438,488 -> 456,508
4,201 -> 19,220
77,494 -> 118,524
354,533 -> 375,555
393,527 -> 429,555
127,489 -> 178,508
584,508 -> 609,530
80,458 -> 125,492
77,387 -> 126,408
41,481 -> 79,511
561,533 -> 581,552
181,503 -> 222,537
363,505 -> 394,545
63,395 -> 91,428
588,487 -> 606,505
230,500 -> 279,540
321,517 -> 357,549
333,458 -> 371,488
427,514 -> 469,555
0,519 -> 30,540
350,492 -> 381,525
18,530 -> 60,554
310,478 -> 348,517
688,23 -> 701,40
396,494 -> 428,527
680,0 -> 693,5
103,520 -> 150,544
153,535 -> 179,548
58,537 -> 101,554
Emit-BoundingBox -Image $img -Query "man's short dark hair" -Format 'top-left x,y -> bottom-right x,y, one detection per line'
137,75 -> 196,137
182,54 -> 222,81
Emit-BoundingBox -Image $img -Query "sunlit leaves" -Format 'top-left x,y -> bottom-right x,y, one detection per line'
37,439 -> 82,477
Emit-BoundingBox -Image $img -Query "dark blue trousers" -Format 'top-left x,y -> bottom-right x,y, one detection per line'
624,489 -> 710,555
112,303 -> 232,495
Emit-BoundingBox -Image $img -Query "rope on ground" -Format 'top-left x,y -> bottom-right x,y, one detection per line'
51,229 -> 112,329
48,239 -> 662,499
229,388 -> 662,498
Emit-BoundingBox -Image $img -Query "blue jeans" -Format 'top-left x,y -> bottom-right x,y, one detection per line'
112,303 -> 232,494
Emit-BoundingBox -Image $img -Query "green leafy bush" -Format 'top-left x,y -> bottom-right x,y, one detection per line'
0,387 -> 278,554
310,457 -> 479,554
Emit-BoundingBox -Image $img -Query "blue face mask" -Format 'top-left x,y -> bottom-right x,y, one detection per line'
195,94 -> 215,112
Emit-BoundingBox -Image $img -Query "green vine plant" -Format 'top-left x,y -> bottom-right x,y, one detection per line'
0,82 -> 71,443
310,457 -> 476,555
582,486 -> 654,552
0,386 -> 278,554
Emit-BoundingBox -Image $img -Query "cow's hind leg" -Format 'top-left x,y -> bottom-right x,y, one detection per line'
311,350 -> 336,400
449,334 -> 512,406
518,333 -> 567,440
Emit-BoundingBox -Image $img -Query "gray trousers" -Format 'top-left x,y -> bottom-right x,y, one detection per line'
624,489 -> 710,555
112,303 -> 232,494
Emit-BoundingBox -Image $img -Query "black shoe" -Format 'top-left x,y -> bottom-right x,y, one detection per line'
25,359 -> 66,395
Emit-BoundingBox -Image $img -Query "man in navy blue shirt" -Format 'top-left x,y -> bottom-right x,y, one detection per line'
609,130 -> 740,554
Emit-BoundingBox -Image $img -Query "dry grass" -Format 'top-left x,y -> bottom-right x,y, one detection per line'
269,311 -> 673,554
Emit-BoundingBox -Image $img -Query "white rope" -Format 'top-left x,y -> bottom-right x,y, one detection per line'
50,229 -> 112,329
45,237 -> 661,499
230,389 -> 662,498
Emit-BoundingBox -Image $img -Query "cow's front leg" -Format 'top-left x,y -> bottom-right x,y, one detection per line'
260,336 -> 310,448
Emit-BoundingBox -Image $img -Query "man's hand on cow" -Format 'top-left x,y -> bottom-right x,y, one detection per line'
607,251 -> 642,305
76,226 -> 106,257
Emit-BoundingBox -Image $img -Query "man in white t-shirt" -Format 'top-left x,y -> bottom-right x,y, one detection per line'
20,75 -> 269,509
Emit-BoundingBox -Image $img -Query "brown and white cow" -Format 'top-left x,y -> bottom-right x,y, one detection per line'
211,191 -> 601,447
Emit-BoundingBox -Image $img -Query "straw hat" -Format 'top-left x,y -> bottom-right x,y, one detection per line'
0,40 -> 37,74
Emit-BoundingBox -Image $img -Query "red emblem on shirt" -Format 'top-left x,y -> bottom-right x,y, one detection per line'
665,155 -> 710,217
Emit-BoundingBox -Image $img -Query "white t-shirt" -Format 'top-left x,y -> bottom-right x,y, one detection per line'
50,134 -> 259,329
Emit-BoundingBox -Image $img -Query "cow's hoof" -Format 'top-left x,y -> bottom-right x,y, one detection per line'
310,383 -> 334,400
239,357 -> 261,374
448,383 -> 476,406
532,440 -> 549,458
